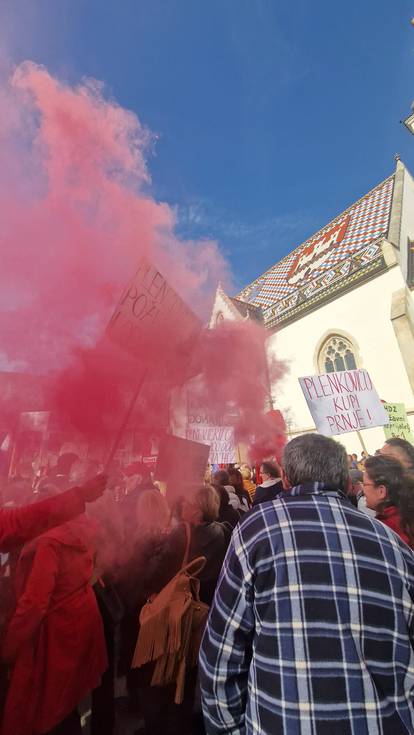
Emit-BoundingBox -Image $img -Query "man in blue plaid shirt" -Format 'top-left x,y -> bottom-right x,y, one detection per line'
200,433 -> 414,734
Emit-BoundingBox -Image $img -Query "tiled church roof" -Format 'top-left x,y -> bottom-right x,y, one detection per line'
236,175 -> 394,322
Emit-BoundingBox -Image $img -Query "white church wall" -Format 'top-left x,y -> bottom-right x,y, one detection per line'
208,288 -> 240,327
399,165 -> 414,281
267,265 -> 414,454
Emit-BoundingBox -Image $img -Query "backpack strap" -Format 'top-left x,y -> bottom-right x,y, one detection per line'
180,556 -> 206,577
182,521 -> 191,568
221,521 -> 233,533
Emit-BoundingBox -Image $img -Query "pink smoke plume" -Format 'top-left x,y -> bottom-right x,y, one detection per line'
0,61 -> 286,463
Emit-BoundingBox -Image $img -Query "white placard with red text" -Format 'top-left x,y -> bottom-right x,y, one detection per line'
299,369 -> 388,436
186,420 -> 237,464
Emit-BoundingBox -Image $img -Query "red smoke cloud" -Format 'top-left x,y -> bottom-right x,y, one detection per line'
0,62 -> 286,463
190,320 -> 287,461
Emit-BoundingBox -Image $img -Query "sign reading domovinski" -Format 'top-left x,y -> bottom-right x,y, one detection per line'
299,368 -> 388,437
186,418 -> 236,465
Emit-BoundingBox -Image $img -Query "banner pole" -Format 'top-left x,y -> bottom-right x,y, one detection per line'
356,429 -> 368,454
104,368 -> 147,472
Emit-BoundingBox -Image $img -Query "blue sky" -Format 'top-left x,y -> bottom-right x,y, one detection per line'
1,0 -> 414,291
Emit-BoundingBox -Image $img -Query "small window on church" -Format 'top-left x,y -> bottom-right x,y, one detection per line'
319,335 -> 358,374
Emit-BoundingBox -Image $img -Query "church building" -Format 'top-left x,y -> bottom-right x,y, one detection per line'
210,159 -> 414,454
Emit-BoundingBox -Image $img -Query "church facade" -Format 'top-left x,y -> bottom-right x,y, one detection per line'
211,159 -> 414,454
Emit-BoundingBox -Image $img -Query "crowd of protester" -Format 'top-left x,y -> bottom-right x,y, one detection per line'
1,435 -> 414,733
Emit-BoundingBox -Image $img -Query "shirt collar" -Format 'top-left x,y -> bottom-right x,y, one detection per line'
377,504 -> 399,520
286,481 -> 348,500
261,478 -> 281,488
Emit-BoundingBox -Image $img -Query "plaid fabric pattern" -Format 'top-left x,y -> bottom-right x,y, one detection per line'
199,483 -> 414,735
237,176 -> 394,309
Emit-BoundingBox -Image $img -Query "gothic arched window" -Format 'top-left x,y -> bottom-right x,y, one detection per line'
319,335 -> 358,374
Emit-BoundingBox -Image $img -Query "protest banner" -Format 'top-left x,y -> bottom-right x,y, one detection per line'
106,257 -> 202,358
104,258 -> 202,468
185,378 -> 238,464
19,411 -> 50,432
8,411 -> 51,478
186,417 -> 237,464
155,434 -> 210,501
383,402 -> 414,443
299,368 -> 388,437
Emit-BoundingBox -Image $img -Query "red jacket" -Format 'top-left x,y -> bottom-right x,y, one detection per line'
1,515 -> 107,735
0,486 -> 85,552
377,505 -> 412,548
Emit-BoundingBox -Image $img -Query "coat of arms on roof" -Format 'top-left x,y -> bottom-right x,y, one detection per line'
287,215 -> 350,286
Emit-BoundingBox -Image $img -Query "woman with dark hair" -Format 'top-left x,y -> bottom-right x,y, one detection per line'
214,485 -> 240,531
380,438 -> 414,471
211,470 -> 241,512
363,455 -> 414,547
227,468 -> 251,512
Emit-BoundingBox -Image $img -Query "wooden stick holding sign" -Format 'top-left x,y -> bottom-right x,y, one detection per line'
104,368 -> 147,472
104,256 -> 201,471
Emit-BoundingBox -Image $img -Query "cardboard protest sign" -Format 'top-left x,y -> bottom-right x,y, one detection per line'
186,419 -> 237,464
185,381 -> 238,463
383,402 -> 414,443
155,434 -> 210,501
106,257 -> 202,358
19,411 -> 50,432
104,259 -> 201,468
8,411 -> 51,478
299,369 -> 388,437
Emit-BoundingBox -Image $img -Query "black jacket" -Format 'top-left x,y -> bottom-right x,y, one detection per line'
252,479 -> 283,507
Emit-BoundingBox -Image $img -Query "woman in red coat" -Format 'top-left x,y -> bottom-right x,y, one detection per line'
0,474 -> 107,552
363,454 -> 414,548
1,512 -> 108,735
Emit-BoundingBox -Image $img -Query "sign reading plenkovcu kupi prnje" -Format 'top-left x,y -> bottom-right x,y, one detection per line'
299,368 -> 388,437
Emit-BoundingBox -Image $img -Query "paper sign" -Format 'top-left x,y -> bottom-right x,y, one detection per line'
383,403 -> 414,443
186,419 -> 237,464
299,369 -> 388,436
185,380 -> 238,464
155,434 -> 210,501
19,411 -> 50,432
106,257 -> 202,358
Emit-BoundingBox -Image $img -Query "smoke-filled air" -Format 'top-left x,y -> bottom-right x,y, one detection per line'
0,61 -> 286,474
